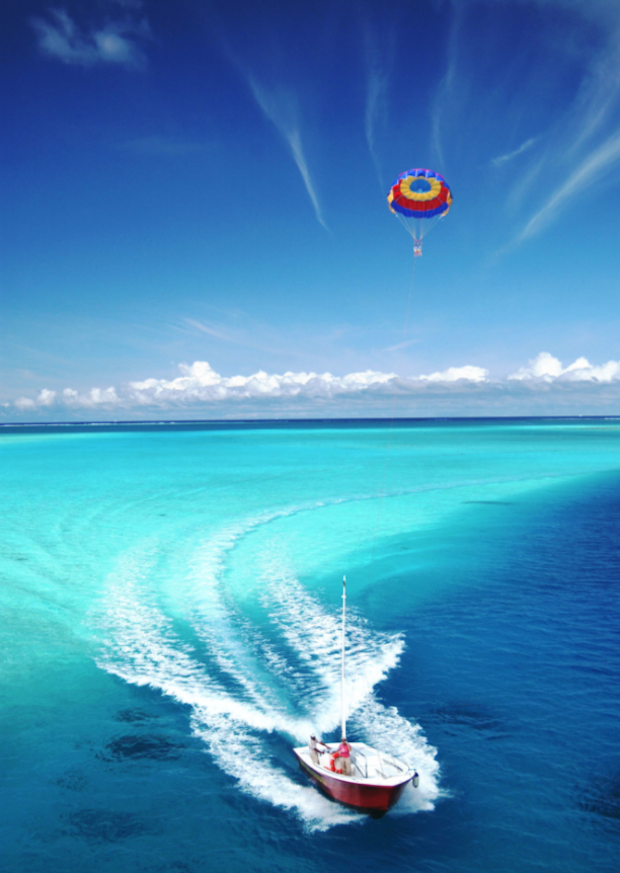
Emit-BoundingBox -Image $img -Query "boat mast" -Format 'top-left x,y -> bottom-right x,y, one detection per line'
341,575 -> 346,741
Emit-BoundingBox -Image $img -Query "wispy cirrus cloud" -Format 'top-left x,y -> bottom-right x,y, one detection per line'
31,6 -> 151,70
180,316 -> 322,359
184,319 -> 239,343
516,127 -> 620,242
365,67 -> 390,184
383,338 -> 418,353
565,24 -> 620,152
510,3 -> 620,244
247,77 -> 328,231
431,0 -> 463,168
362,18 -> 395,187
492,137 -> 538,167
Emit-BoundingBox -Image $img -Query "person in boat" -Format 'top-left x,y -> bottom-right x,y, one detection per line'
338,738 -> 352,776
309,734 -> 328,765
330,738 -> 352,775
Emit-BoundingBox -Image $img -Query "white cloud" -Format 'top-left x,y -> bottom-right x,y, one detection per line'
492,137 -> 538,166
365,68 -> 388,183
37,389 -> 57,406
431,0 -> 463,167
362,19 -> 395,186
9,354 -> 620,419
60,386 -> 120,407
509,351 -> 620,382
247,77 -> 328,230
509,3 -> 620,243
14,397 -> 37,411
184,319 -> 236,342
516,128 -> 620,241
128,361 -> 396,404
384,338 -> 418,353
418,365 -> 489,383
31,8 -> 151,70
5,360 -> 490,413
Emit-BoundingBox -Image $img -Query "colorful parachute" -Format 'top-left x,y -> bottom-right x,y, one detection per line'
387,168 -> 452,256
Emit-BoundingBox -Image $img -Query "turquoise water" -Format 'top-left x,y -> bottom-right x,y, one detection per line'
1,420 -> 619,871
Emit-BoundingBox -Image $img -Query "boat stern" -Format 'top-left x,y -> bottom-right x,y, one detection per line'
293,744 -> 413,815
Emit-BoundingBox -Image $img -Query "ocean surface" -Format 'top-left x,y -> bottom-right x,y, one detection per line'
1,419 -> 619,872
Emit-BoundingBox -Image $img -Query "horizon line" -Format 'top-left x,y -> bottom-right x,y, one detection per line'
2,414 -> 619,432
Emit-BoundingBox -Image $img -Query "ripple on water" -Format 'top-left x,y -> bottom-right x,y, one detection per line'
580,772 -> 620,822
425,701 -> 505,734
99,733 -> 183,762
53,769 -> 88,792
62,808 -> 156,842
113,708 -> 158,724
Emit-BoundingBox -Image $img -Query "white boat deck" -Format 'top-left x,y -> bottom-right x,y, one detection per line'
294,741 -> 413,786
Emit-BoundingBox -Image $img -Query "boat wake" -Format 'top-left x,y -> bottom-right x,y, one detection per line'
93,515 -> 440,830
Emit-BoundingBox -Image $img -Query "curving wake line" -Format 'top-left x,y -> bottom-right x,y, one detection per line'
94,546 -> 359,831
93,515 -> 440,829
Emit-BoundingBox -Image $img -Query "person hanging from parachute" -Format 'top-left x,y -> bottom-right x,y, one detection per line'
387,168 -> 452,256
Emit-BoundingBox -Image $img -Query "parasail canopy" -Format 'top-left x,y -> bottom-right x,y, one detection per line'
387,168 -> 452,255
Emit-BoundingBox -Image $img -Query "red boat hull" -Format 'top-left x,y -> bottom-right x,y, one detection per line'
294,752 -> 410,816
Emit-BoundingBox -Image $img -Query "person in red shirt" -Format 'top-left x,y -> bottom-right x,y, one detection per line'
335,738 -> 352,776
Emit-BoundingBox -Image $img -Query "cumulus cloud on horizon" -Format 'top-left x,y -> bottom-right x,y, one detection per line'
508,351 -> 620,382
11,360 -> 488,411
9,354 -> 620,415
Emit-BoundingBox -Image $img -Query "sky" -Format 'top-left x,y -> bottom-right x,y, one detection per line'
3,0 -> 620,420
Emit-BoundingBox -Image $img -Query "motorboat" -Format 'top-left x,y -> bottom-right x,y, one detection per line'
293,577 -> 418,816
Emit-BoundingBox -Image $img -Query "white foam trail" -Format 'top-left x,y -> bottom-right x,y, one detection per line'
94,509 -> 441,826
181,521 -> 319,738
352,697 -> 440,812
180,501 -> 378,734
263,567 -> 403,729
189,710 -> 359,831
186,528 -> 284,712
261,563 -> 440,808
94,547 -> 359,830
95,550 -> 279,732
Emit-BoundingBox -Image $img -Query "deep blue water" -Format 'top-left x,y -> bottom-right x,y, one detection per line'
1,419 -> 619,872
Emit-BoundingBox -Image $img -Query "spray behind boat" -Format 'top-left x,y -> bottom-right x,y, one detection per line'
292,576 -> 420,814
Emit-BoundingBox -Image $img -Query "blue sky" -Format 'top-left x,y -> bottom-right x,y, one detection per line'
3,0 -> 620,420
